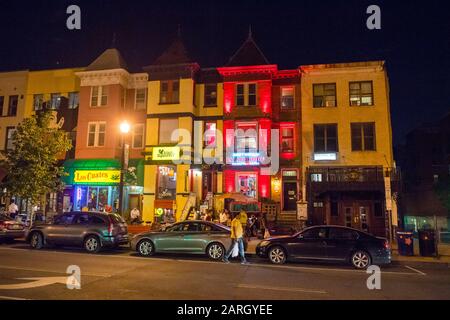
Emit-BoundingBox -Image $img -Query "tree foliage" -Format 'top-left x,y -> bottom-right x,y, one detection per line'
3,111 -> 72,206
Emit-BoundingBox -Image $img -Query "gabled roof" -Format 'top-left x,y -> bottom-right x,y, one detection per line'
226,29 -> 269,67
86,48 -> 128,71
152,37 -> 191,65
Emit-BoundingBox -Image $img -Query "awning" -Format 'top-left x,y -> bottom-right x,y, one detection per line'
62,159 -> 144,186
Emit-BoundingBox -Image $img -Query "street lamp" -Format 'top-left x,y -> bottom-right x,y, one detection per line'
118,121 -> 130,217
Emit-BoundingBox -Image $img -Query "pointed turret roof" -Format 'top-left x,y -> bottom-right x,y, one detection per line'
226,28 -> 270,67
152,34 -> 191,65
86,48 -> 128,71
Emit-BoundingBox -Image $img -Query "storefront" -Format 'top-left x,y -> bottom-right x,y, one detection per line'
62,159 -> 144,215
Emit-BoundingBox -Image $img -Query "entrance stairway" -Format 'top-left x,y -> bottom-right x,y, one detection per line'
275,212 -> 300,230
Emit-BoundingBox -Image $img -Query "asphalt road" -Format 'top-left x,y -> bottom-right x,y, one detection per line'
0,240 -> 449,300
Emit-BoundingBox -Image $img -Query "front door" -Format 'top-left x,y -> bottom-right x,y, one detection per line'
283,182 -> 297,211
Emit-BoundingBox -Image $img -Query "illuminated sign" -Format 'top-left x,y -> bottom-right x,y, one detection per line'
74,170 -> 121,184
313,153 -> 337,161
230,152 -> 261,166
152,146 -> 180,161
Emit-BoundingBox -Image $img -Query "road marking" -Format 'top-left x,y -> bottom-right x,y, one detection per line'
0,265 -> 110,278
237,284 -> 327,294
0,295 -> 29,300
405,265 -> 427,276
0,246 -> 424,276
0,277 -> 68,290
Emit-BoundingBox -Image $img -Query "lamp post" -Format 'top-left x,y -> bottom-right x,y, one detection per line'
118,121 -> 130,216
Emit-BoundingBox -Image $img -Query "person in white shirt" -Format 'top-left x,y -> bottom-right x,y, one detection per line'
8,200 -> 19,218
130,207 -> 141,225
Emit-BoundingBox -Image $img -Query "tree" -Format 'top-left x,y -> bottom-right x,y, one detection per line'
2,111 -> 72,219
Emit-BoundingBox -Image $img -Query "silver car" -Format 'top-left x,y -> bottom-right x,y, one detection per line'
131,220 -> 235,260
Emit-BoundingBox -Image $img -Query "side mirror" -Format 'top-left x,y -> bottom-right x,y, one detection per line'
298,234 -> 304,239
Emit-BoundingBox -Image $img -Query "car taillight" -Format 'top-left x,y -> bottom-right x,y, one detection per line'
384,240 -> 390,250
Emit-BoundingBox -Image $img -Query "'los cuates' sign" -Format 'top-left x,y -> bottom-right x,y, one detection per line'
73,170 -> 121,184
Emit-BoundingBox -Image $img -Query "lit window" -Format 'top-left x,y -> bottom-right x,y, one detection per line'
50,93 -> 61,110
159,119 -> 179,144
204,122 -> 217,147
235,122 -> 258,153
68,92 -> 79,109
135,88 -> 147,110
33,94 -> 44,111
313,83 -> 336,107
281,126 -> 294,153
281,87 -> 294,110
204,84 -> 217,106
87,122 -> 106,147
350,81 -> 373,106
157,166 -> 177,200
311,174 -> 322,182
132,124 -> 144,149
5,127 -> 16,150
160,80 -> 180,104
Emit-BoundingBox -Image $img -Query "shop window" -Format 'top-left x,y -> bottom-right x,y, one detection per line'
132,123 -> 144,149
235,122 -> 258,153
68,92 -> 79,109
135,88 -> 147,110
33,94 -> 44,111
314,124 -> 338,152
237,173 -> 257,198
87,122 -> 106,147
157,166 -> 177,200
350,81 -> 373,106
159,118 -> 179,144
160,80 -> 180,104
8,95 -> 18,116
281,87 -> 294,110
236,83 -> 257,107
281,126 -> 294,153
91,86 -> 108,107
313,83 -> 336,107
5,127 -> 16,150
351,122 -> 376,151
204,84 -> 217,107
204,121 -> 216,147
330,201 -> 339,216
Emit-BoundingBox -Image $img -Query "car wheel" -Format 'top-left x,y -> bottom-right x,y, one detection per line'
351,250 -> 371,269
30,232 -> 44,250
207,243 -> 225,260
137,239 -> 154,257
84,235 -> 101,253
268,246 -> 286,264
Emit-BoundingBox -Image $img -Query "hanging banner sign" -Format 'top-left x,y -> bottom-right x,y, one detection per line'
152,146 -> 180,161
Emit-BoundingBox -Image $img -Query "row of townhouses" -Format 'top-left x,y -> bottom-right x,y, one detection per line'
0,33 -> 399,237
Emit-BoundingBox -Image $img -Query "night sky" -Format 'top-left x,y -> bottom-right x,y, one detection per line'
0,0 -> 449,145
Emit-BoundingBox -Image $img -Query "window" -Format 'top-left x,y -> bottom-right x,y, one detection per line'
204,84 -> 217,106
329,228 -> 359,240
132,124 -> 144,149
0,96 -> 3,116
33,94 -> 44,111
135,88 -> 147,110
236,83 -> 257,106
5,127 -> 16,150
311,174 -> 322,182
281,126 -> 294,153
374,202 -> 383,217
160,80 -> 180,104
8,95 -> 18,116
157,165 -> 177,200
87,122 -> 106,147
204,122 -> 217,147
302,227 -> 327,239
235,122 -> 258,152
90,86 -> 108,107
350,81 -> 373,106
50,93 -> 61,110
331,201 -> 339,216
159,119 -> 179,144
351,123 -> 376,151
314,124 -> 338,152
313,83 -> 336,107
68,92 -> 79,109
281,87 -> 294,110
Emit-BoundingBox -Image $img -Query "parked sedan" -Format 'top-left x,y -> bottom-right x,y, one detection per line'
256,225 -> 391,269
26,211 -> 129,253
131,220 -> 234,260
0,214 -> 25,241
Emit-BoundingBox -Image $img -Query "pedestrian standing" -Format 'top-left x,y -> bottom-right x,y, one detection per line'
130,207 -> 141,224
219,210 -> 228,225
223,212 -> 249,265
8,199 -> 19,219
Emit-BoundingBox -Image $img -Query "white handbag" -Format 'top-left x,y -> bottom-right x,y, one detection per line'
231,242 -> 239,258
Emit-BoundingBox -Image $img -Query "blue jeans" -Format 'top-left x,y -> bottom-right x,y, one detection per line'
224,237 -> 246,262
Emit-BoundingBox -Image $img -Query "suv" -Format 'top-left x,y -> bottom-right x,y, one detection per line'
26,211 -> 129,253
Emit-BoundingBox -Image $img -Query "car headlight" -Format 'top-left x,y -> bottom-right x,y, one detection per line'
259,240 -> 271,247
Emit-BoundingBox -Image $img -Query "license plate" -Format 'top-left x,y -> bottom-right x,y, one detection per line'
9,225 -> 22,230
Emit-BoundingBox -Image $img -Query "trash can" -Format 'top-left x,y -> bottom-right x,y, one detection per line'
396,231 -> 414,256
418,230 -> 437,257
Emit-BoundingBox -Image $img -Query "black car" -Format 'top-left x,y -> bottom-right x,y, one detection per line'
256,225 -> 391,269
